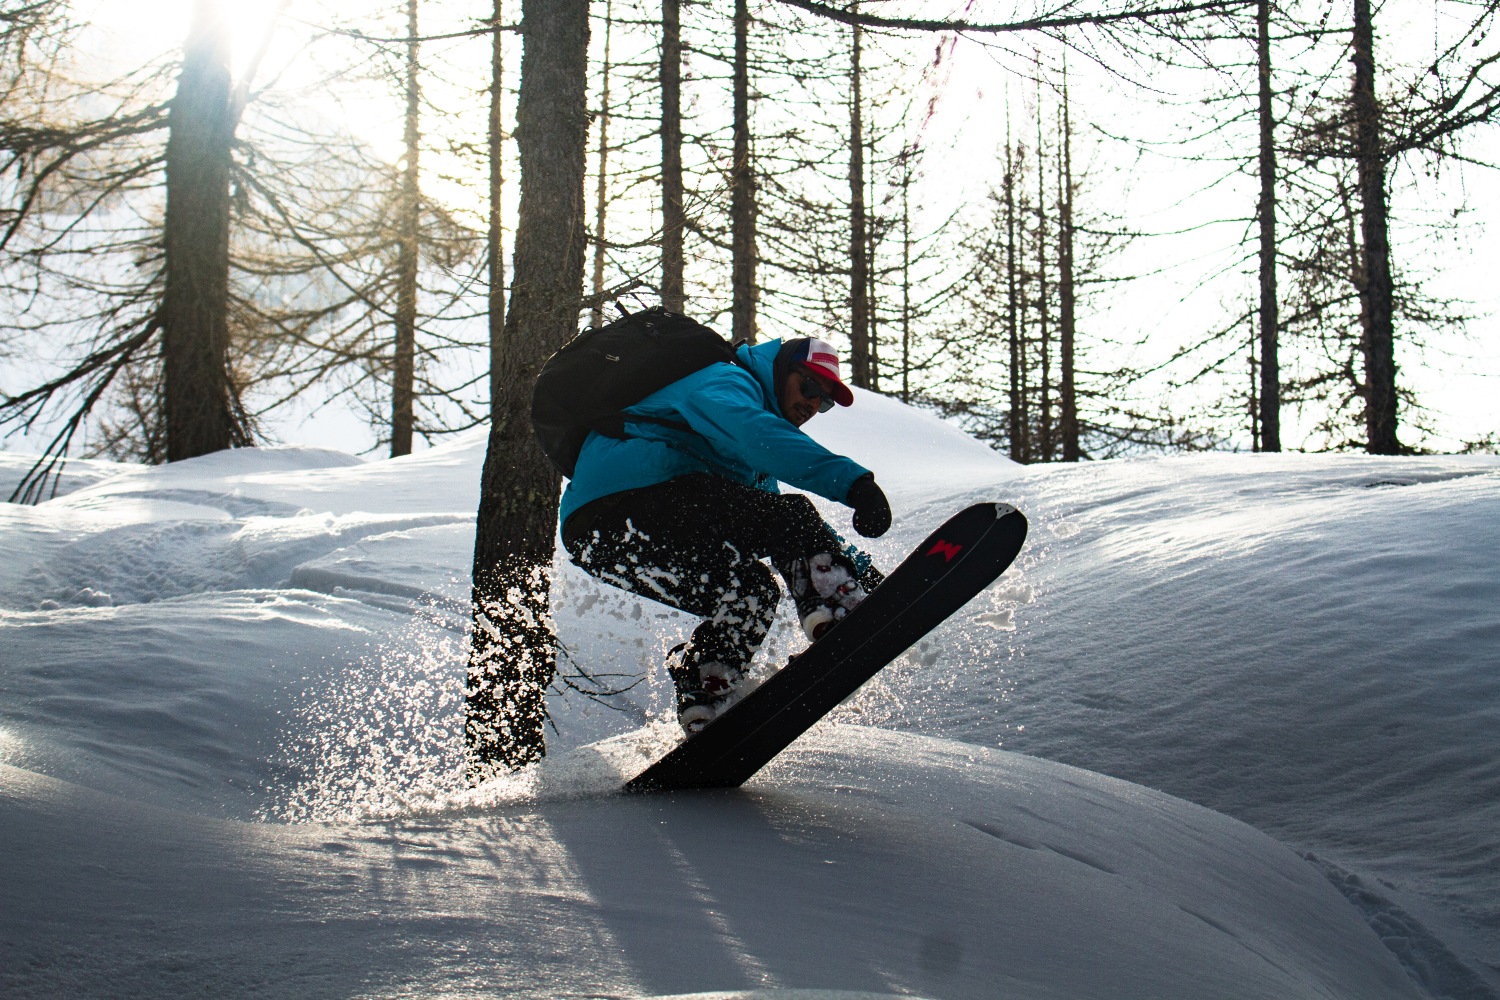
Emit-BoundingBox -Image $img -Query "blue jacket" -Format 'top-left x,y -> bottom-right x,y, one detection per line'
559,338 -> 871,526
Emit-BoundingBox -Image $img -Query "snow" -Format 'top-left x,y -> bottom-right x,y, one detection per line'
0,452 -> 138,501
2,388 -> 1497,999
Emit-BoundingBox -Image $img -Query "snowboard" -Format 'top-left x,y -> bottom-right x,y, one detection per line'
625,501 -> 1029,793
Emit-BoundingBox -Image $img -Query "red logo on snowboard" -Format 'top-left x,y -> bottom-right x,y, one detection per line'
927,539 -> 964,562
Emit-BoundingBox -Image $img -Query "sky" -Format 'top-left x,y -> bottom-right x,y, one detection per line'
919,11 -> 1500,452
17,0 -> 1498,460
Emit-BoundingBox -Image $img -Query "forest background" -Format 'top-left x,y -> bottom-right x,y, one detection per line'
3,0 -> 1497,771
2,0 -> 1496,477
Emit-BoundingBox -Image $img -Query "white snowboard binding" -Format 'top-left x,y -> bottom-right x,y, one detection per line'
794,552 -> 869,641
667,645 -> 748,734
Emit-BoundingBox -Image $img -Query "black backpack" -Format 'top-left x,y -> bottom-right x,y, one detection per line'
531,306 -> 745,477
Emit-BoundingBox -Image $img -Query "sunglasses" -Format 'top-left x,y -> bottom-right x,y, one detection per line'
799,375 -> 836,414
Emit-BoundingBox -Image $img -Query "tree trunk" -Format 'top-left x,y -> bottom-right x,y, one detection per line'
729,0 -> 757,340
1256,0 -> 1281,452
1057,76 -> 1079,463
1350,0 -> 1400,454
1005,138 -> 1022,463
660,0 -> 685,313
1249,316 -> 1260,449
1016,165 -> 1031,464
590,0 -> 614,329
866,127 -> 880,391
488,0 -> 507,410
466,0 -> 589,782
900,153 -> 912,403
391,0 -> 420,458
1035,101 -> 1052,462
161,0 -> 241,462
847,9 -> 870,387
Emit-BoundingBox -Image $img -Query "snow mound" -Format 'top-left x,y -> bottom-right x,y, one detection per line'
648,994 -> 934,1000
54,432 -> 487,517
289,521 -> 474,608
0,725 -> 1420,999
53,443 -> 365,500
0,452 -> 136,500
804,386 -> 1017,492
2,398 -> 1496,997
952,452 -> 1500,987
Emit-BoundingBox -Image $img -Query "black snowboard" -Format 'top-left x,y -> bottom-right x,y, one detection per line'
625,501 -> 1029,793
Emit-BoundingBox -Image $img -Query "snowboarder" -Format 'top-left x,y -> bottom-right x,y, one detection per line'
560,336 -> 892,733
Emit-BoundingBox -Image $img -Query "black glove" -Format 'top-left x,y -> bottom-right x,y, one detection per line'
847,473 -> 891,538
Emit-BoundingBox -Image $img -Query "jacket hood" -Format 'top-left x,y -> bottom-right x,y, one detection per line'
735,338 -> 787,414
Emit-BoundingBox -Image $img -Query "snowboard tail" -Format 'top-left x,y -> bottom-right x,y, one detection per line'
625,502 -> 1028,793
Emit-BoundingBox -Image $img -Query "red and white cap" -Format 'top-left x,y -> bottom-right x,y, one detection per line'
795,337 -> 855,407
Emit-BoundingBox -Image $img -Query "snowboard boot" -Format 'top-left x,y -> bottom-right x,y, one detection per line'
789,552 -> 871,641
676,689 -> 723,735
666,643 -> 747,734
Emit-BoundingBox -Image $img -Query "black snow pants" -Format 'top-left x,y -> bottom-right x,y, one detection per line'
561,474 -> 879,678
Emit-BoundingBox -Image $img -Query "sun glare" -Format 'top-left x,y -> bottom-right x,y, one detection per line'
221,0 -> 290,80
91,0 -> 288,82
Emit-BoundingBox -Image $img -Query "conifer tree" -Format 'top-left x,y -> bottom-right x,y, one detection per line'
1347,0 -> 1397,453
660,0 -> 685,312
160,0 -> 246,462
590,0 -> 617,329
488,0 -> 509,408
466,0 -> 589,779
1253,0 -> 1280,452
847,8 -> 871,387
729,0 -> 757,339
0,0 -> 489,489
390,0 -> 422,457
1057,69 -> 1080,461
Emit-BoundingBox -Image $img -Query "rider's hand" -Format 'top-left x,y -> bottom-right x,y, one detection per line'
847,474 -> 891,538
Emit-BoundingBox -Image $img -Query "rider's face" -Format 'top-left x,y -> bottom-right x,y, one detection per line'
780,367 -> 836,427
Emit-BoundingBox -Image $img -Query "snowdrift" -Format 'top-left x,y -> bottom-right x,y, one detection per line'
2,726 -> 1419,998
2,387 -> 1496,998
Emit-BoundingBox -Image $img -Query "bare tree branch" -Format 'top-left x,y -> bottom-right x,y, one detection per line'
774,0 -> 1255,35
